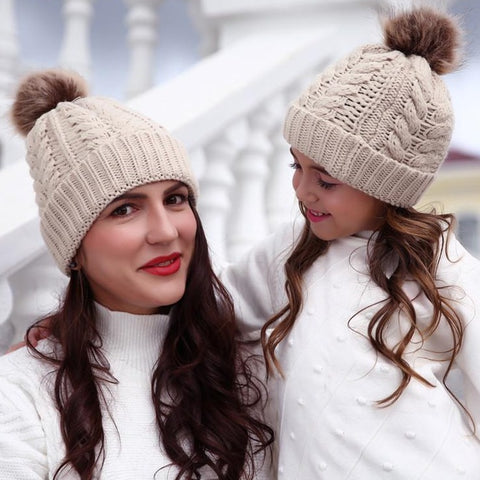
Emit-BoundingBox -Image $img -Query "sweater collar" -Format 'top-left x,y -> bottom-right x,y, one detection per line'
353,230 -> 375,240
94,302 -> 170,372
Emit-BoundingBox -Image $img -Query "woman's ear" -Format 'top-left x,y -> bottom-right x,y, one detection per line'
69,257 -> 81,271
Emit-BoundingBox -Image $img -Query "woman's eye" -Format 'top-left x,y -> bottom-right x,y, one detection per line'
111,204 -> 134,216
166,193 -> 188,205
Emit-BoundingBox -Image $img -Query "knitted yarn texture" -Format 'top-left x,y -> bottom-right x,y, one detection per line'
15,72 -> 198,274
284,9 -> 459,207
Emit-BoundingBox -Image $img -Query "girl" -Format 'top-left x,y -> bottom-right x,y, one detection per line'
0,70 -> 272,479
221,7 -> 480,479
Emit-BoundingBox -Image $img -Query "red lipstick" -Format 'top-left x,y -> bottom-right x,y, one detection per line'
141,253 -> 181,276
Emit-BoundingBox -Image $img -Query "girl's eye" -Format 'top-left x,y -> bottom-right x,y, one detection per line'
166,193 -> 188,205
111,204 -> 135,217
317,179 -> 337,190
289,161 -> 300,170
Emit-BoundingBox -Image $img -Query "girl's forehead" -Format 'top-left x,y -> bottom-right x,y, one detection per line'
291,147 -> 332,176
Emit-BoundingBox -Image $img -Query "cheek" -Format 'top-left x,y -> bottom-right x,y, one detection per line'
181,213 -> 197,248
292,174 -> 301,196
80,226 -> 137,266
349,194 -> 383,225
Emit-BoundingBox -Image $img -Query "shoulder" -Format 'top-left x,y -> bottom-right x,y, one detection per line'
221,220 -> 303,283
248,219 -> 304,264
0,341 -> 56,396
437,233 -> 480,283
0,343 -> 57,478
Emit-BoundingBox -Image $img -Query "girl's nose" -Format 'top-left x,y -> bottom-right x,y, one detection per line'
145,207 -> 178,245
294,173 -> 318,204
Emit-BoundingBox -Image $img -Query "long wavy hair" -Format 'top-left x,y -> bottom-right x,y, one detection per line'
261,203 -> 464,407
27,203 -> 273,480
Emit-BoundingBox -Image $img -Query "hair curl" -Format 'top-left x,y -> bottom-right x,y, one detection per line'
28,204 -> 272,480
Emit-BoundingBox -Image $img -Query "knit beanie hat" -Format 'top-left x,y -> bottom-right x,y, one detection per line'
11,69 -> 198,275
284,8 -> 462,207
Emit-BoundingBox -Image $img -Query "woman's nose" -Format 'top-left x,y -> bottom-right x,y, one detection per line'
145,207 -> 178,245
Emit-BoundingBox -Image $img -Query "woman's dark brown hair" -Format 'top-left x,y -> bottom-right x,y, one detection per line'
262,204 -> 464,407
27,204 -> 272,480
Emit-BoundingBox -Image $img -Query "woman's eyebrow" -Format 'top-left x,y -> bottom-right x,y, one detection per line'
109,192 -> 146,205
108,181 -> 186,205
163,181 -> 187,195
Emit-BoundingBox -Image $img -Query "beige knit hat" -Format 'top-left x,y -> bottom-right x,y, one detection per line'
11,69 -> 199,275
284,8 -> 462,207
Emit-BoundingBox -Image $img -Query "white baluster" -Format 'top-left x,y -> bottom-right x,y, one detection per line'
58,0 -> 94,82
125,0 -> 160,99
0,0 -> 20,96
198,120 -> 247,263
227,104 -> 276,261
185,0 -> 217,56
265,92 -> 298,231
8,251 -> 67,346
188,146 -> 207,182
0,278 -> 14,353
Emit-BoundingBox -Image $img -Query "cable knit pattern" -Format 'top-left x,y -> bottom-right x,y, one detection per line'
23,92 -> 198,275
12,70 -> 198,275
284,42 -> 453,207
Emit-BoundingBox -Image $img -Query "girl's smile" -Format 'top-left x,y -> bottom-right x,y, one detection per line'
290,148 -> 385,240
306,209 -> 331,222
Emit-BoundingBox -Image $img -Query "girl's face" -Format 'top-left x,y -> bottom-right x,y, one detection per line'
291,148 -> 385,241
77,180 -> 197,315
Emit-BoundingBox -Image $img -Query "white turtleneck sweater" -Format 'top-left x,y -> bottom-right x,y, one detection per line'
0,305 -> 182,479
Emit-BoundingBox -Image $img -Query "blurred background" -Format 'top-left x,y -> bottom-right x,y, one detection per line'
0,0 -> 478,350
6,0 -> 479,153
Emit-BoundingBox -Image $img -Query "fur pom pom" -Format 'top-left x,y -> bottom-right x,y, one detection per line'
11,69 -> 88,137
383,8 -> 462,75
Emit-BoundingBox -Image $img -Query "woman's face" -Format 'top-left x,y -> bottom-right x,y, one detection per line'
291,148 -> 385,241
77,180 -> 197,315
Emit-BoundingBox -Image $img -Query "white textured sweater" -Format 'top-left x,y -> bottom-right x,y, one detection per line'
222,223 -> 480,480
0,305 -> 185,479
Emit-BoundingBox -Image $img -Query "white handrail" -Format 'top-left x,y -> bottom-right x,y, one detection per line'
128,30 -> 334,150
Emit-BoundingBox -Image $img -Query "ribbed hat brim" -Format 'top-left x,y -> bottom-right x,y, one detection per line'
284,104 -> 437,208
40,130 -> 198,274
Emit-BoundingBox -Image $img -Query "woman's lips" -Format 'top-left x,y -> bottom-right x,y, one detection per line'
141,253 -> 181,276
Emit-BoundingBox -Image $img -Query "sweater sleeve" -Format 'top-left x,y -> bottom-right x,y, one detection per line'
440,238 -> 480,435
220,221 -> 301,338
0,353 -> 49,479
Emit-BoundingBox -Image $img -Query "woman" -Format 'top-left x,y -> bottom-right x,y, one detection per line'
0,69 -> 272,479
